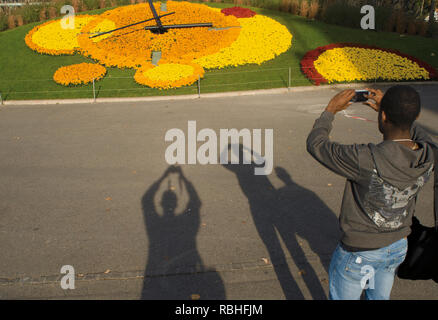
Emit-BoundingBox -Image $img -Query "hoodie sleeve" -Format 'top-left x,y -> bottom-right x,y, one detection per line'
306,111 -> 362,181
412,123 -> 438,228
411,122 -> 438,147
433,146 -> 438,229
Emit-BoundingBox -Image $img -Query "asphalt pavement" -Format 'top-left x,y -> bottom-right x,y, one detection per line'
0,83 -> 437,299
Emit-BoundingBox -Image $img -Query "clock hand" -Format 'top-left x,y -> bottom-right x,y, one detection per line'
147,0 -> 165,32
89,11 -> 175,38
144,23 -> 213,31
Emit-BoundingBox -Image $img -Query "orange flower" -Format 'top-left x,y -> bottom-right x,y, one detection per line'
53,63 -> 107,86
76,2 -> 240,69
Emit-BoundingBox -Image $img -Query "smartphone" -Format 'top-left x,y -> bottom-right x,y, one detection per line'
350,90 -> 369,102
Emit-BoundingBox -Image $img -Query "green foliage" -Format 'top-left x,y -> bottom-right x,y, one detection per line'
83,0 -> 100,11
116,0 -> 132,6
0,13 -> 8,32
374,6 -> 393,32
16,4 -> 45,24
320,1 -> 362,29
246,0 -> 282,10
0,0 -> 433,39
428,21 -> 438,38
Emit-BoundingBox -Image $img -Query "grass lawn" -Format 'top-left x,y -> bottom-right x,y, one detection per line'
1,2 -> 438,101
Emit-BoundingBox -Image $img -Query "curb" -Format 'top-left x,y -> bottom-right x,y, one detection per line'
1,81 -> 438,106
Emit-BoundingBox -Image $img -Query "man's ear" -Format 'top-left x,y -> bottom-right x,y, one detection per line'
381,110 -> 387,123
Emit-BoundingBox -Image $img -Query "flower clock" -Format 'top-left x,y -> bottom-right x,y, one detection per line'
25,1 -> 293,89
301,43 -> 438,85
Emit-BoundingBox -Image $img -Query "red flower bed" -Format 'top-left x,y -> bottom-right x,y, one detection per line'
300,43 -> 438,85
221,6 -> 257,18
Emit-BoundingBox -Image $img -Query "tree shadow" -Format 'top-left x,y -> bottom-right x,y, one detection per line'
222,143 -> 340,300
0,88 -> 12,102
140,165 -> 225,299
96,84 -> 102,99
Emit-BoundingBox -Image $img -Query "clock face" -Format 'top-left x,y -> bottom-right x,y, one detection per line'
25,1 -> 293,88
78,2 -> 242,69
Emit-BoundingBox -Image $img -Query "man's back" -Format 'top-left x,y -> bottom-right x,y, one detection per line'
306,111 -> 435,250
305,86 -> 436,300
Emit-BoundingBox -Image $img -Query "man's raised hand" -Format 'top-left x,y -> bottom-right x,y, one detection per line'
325,89 -> 356,114
364,88 -> 384,112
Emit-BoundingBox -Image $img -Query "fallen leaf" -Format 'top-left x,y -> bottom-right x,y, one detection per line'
191,294 -> 201,300
262,258 -> 269,264
104,269 -> 111,274
298,269 -> 306,276
132,170 -> 137,174
105,197 -> 112,201
327,183 -> 332,187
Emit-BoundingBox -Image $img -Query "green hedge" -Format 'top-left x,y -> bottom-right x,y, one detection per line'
0,13 -> 8,32
15,4 -> 45,24
0,0 -> 435,38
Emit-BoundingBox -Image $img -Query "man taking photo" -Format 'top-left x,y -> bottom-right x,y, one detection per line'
306,85 -> 436,300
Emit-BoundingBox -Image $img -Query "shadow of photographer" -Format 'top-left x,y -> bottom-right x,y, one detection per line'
222,143 -> 340,299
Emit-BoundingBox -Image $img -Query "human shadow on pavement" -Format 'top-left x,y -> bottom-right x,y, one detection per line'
222,144 -> 340,300
140,165 -> 225,299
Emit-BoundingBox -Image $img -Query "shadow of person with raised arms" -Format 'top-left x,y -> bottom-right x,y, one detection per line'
141,165 -> 225,299
222,144 -> 339,300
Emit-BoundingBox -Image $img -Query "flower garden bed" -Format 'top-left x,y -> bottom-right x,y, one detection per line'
24,1 -> 293,89
300,43 -> 438,85
221,6 -> 257,18
2,2 -> 438,101
53,63 -> 107,86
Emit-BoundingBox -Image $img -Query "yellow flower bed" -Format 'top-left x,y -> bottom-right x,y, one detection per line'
89,19 -> 117,43
314,47 -> 430,83
195,15 -> 292,69
25,15 -> 96,55
53,63 -> 107,86
134,62 -> 205,89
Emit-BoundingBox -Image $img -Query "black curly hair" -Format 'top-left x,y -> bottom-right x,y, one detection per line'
380,85 -> 421,130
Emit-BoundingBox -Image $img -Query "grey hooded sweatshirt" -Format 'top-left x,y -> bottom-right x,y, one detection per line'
307,111 -> 436,250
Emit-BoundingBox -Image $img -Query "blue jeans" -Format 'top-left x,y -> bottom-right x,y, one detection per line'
328,237 -> 408,300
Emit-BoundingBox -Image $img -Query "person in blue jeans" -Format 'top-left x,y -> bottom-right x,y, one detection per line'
306,86 -> 435,300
